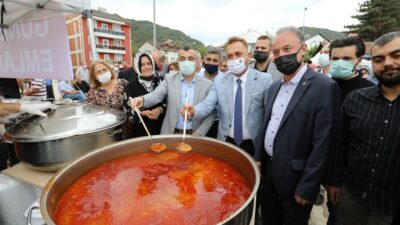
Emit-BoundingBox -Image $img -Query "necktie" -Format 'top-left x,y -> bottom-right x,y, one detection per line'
234,79 -> 243,145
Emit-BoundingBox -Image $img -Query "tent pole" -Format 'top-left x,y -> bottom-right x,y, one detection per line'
83,9 -> 97,61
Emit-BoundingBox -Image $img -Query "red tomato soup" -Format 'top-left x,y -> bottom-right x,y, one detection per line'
54,151 -> 251,225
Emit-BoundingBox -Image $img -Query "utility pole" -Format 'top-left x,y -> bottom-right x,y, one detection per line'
153,0 -> 156,51
302,7 -> 308,33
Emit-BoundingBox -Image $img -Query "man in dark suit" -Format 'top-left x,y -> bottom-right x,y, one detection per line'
255,26 -> 341,225
118,65 -> 138,83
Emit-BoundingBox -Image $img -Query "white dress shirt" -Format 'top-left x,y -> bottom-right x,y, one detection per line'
229,68 -> 252,140
264,65 -> 307,156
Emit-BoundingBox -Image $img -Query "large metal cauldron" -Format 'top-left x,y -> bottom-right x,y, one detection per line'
40,135 -> 260,225
5,103 -> 126,171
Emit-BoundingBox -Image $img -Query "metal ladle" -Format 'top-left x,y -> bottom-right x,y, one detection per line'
176,93 -> 192,153
132,103 -> 167,153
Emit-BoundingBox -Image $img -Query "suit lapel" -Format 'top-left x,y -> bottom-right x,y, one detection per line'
265,82 -> 281,119
278,69 -> 313,131
224,74 -> 234,120
174,75 -> 182,110
244,70 -> 257,118
193,75 -> 201,104
258,81 -> 281,150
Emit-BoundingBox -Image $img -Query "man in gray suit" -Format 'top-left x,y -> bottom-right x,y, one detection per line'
249,35 -> 282,82
255,26 -> 341,225
130,46 -> 215,136
183,36 -> 273,156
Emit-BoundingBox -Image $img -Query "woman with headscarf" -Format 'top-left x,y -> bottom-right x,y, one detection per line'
123,52 -> 165,138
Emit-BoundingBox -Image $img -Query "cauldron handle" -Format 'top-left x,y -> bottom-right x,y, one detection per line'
26,206 -> 39,225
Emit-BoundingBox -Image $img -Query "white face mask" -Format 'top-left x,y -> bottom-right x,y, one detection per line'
168,70 -> 179,76
318,53 -> 330,68
179,61 -> 196,76
97,71 -> 112,84
227,58 -> 247,75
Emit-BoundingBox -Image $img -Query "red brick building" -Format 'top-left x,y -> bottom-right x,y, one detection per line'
66,9 -> 132,71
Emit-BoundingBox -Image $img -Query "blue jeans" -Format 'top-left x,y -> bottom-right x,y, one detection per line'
63,90 -> 86,103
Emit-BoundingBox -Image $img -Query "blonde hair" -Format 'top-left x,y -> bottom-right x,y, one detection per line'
89,59 -> 116,88
224,36 -> 248,50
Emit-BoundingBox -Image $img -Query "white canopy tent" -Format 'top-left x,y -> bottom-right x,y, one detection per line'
0,0 -> 97,80
1,0 -> 90,27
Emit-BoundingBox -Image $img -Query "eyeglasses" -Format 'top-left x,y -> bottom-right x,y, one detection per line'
178,56 -> 196,62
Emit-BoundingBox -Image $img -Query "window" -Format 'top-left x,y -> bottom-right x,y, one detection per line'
102,23 -> 108,29
103,39 -> 109,47
115,40 -> 121,47
113,24 -> 121,31
115,54 -> 123,61
104,54 -> 110,60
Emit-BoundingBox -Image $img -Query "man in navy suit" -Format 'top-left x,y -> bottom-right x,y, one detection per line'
255,26 -> 341,225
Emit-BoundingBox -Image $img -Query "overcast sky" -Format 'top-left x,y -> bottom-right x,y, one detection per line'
91,0 -> 365,46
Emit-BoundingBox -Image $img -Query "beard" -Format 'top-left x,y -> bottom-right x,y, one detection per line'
375,66 -> 400,87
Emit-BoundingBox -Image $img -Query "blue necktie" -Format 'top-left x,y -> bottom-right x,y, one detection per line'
234,79 -> 243,145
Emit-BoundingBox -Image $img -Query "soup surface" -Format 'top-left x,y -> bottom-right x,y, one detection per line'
54,151 -> 251,225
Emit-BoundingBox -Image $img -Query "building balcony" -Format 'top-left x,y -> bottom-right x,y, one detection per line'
94,28 -> 124,36
94,28 -> 126,40
96,44 -> 126,54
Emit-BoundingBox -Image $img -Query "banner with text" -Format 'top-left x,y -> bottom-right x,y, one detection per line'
0,17 -> 73,80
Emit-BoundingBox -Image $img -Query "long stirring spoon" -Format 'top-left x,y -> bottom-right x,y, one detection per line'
176,93 -> 192,153
130,98 -> 167,153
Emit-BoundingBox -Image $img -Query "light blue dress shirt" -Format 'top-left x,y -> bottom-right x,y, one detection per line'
58,80 -> 74,93
264,65 -> 307,156
176,76 -> 195,129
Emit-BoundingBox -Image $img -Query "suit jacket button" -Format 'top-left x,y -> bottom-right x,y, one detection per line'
228,124 -> 231,127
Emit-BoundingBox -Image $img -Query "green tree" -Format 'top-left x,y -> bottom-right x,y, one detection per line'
303,45 -> 318,61
345,0 -> 400,41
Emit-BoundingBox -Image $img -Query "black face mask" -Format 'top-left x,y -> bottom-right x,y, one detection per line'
274,45 -> 303,75
253,51 -> 269,63
204,63 -> 219,74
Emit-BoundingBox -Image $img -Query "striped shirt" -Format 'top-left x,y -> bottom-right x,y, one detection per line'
328,85 -> 400,214
29,79 -> 47,99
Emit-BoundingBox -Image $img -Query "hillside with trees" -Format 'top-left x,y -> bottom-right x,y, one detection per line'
298,26 -> 346,41
129,19 -> 205,53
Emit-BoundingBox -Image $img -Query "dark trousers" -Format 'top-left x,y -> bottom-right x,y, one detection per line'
0,143 -> 8,170
392,206 -> 399,225
0,143 -> 18,171
328,198 -> 342,225
46,85 -> 54,99
261,159 -> 313,225
226,136 -> 255,156
206,120 -> 218,138
338,186 -> 392,225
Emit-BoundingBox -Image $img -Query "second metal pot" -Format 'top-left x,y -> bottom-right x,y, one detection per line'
5,103 -> 126,171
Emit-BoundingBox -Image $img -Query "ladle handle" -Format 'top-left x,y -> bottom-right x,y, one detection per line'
130,98 -> 153,144
182,93 -> 189,142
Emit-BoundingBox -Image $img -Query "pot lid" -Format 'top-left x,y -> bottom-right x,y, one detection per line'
5,103 -> 126,142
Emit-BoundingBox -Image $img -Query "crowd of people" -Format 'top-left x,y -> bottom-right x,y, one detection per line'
0,26 -> 399,225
